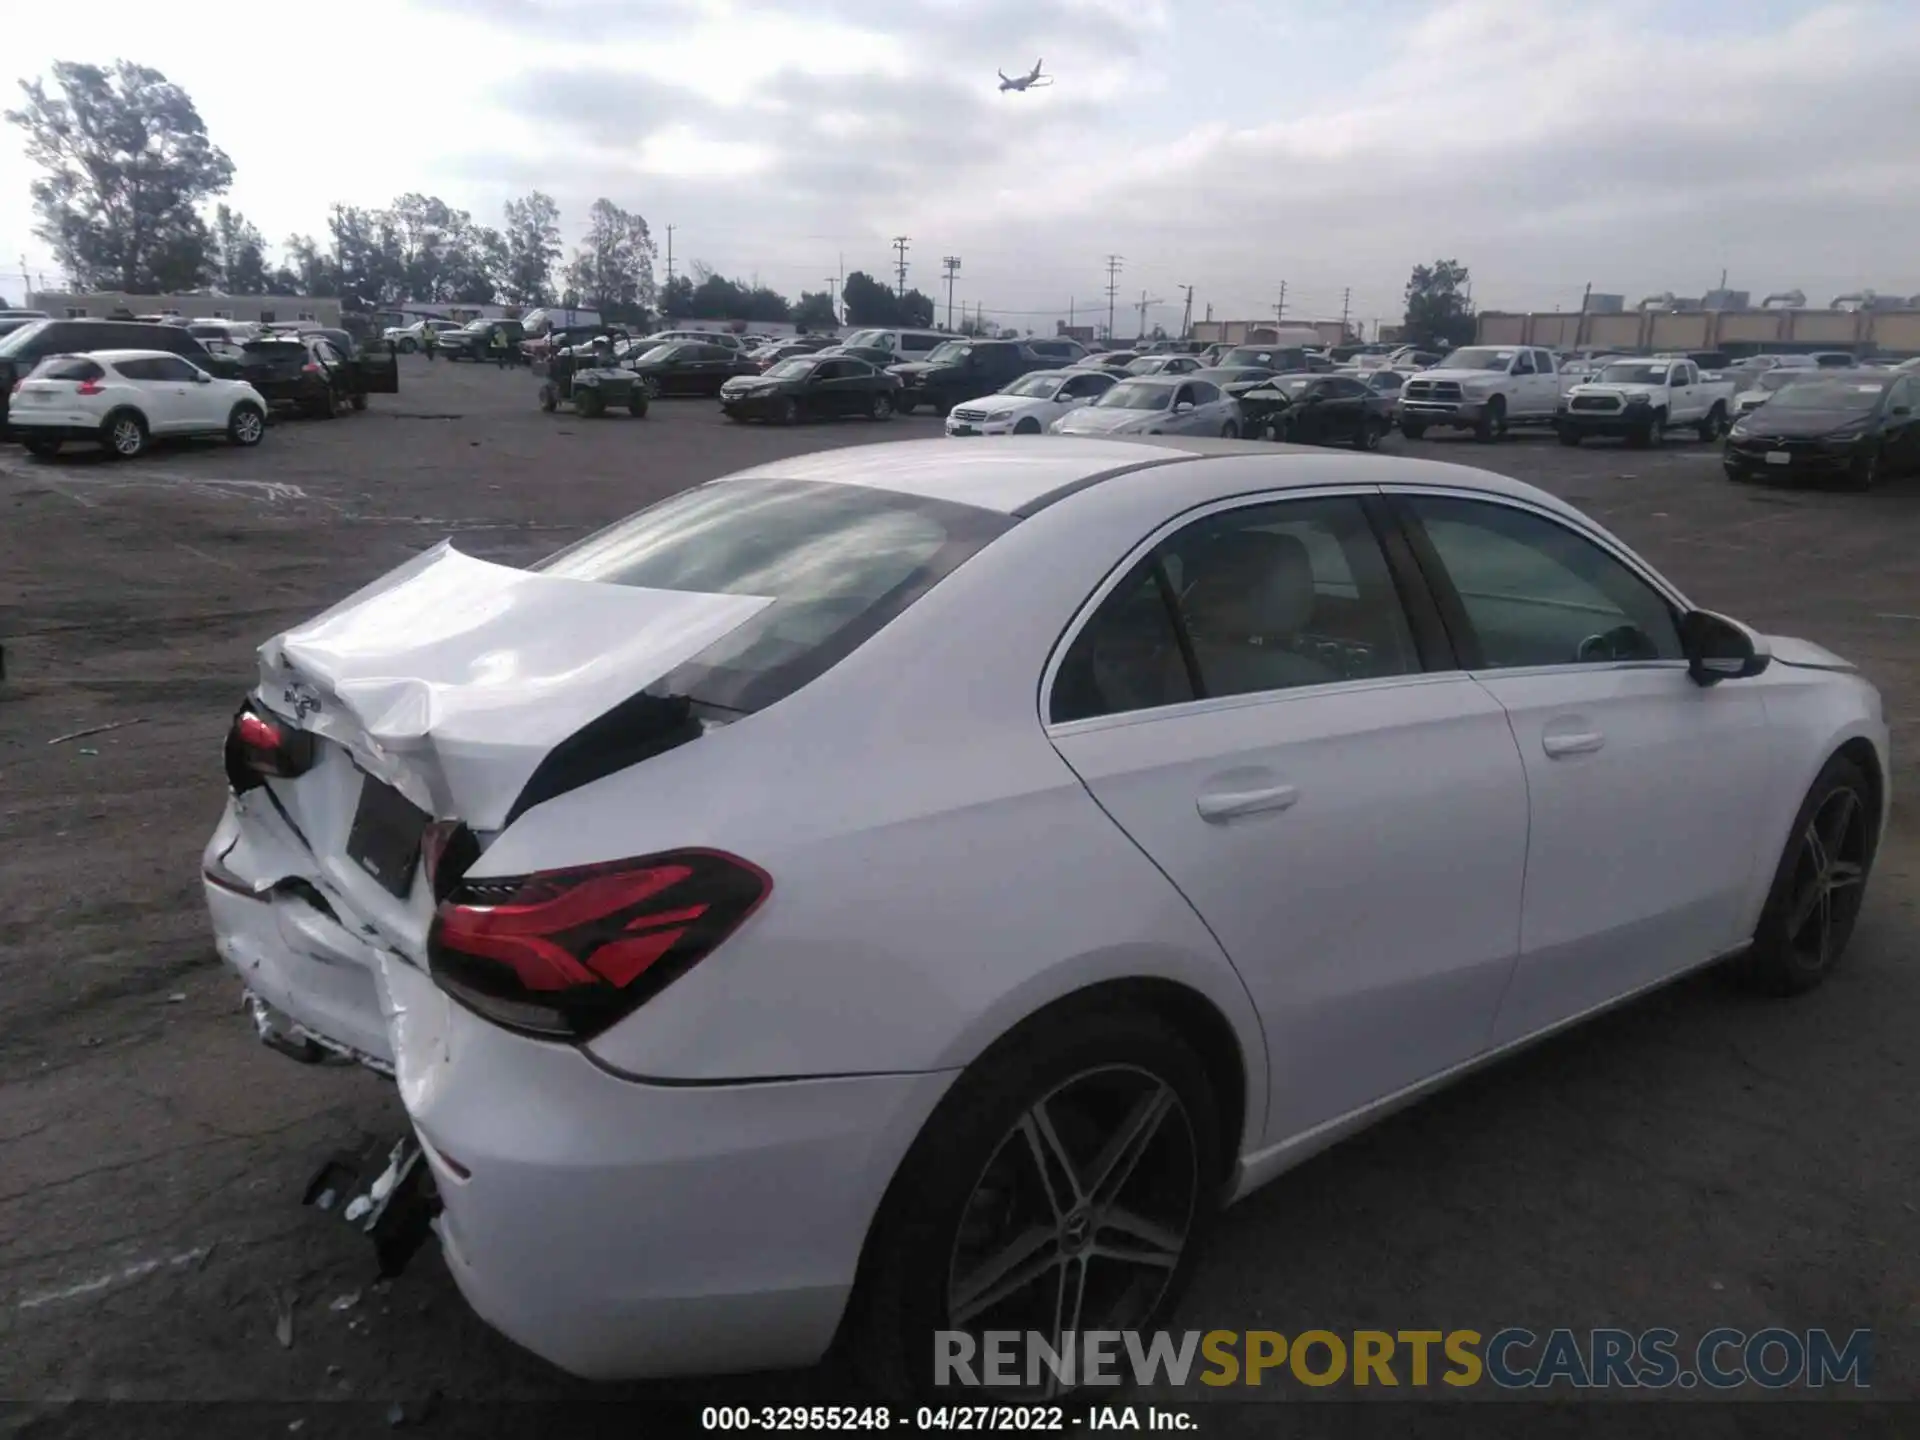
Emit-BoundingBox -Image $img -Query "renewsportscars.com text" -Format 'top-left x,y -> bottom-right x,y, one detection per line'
936,1327 -> 1873,1391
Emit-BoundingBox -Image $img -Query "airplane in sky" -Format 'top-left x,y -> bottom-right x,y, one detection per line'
997,59 -> 1053,93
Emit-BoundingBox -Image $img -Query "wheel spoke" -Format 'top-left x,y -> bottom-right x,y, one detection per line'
1044,1257 -> 1089,1396
1814,884 -> 1834,965
951,1226 -> 1061,1327
1785,876 -> 1825,941
1019,1106 -> 1082,1218
1818,790 -> 1859,858
1088,1083 -> 1174,1209
1802,821 -> 1829,876
1089,1238 -> 1181,1270
1826,860 -> 1866,892
1097,1203 -> 1186,1261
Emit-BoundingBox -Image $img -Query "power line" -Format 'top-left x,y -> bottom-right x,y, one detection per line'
892,236 -> 910,297
1104,254 -> 1123,341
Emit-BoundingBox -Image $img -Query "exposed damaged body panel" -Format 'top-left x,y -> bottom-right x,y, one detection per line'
256,541 -> 771,829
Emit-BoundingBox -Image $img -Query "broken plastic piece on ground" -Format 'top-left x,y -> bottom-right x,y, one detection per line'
302,1137 -> 440,1278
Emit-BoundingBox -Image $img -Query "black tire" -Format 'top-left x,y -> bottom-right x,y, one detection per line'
895,397 -> 916,416
1557,426 -> 1582,447
1013,417 -> 1042,435
1724,463 -> 1753,485
1696,404 -> 1726,443
576,388 -> 606,419
1352,418 -> 1384,451
1472,395 -> 1505,443
1627,411 -> 1663,449
1730,754 -> 1877,996
1220,421 -> 1239,439
539,384 -> 559,413
1399,421 -> 1426,441
350,392 -> 368,412
628,391 -> 649,418
1841,448 -> 1881,492
869,390 -> 894,421
227,403 -> 266,447
844,1003 -> 1222,1403
776,396 -> 798,426
101,410 -> 147,459
398,338 -> 418,354
23,437 -> 62,458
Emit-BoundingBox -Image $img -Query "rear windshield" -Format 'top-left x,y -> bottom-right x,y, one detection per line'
531,477 -> 1012,713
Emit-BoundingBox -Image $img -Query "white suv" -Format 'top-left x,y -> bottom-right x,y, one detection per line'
10,349 -> 269,459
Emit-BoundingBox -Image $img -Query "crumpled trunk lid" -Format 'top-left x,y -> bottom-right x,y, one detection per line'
255,541 -> 771,831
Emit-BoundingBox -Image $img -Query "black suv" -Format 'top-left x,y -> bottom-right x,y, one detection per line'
0,318 -> 239,434
888,340 -> 1055,416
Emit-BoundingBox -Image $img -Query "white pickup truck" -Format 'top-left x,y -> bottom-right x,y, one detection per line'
1397,345 -> 1572,441
1555,357 -> 1736,447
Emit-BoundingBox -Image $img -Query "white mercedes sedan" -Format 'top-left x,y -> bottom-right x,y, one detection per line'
204,438 -> 1887,1397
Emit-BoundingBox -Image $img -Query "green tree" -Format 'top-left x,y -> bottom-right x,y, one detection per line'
211,203 -> 268,293
741,285 -> 790,324
659,274 -> 694,320
502,191 -> 562,305
841,270 -> 898,325
899,288 -> 935,328
8,60 -> 234,292
283,233 -> 336,296
328,204 -> 404,309
1403,260 -> 1476,349
561,198 -> 658,322
792,290 -> 838,332
687,268 -> 744,319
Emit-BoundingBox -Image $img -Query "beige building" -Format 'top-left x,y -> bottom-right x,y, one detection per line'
1477,306 -> 1920,356
1189,318 -> 1357,348
28,291 -> 343,327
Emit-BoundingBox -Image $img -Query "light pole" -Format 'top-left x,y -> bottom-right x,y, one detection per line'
942,256 -> 961,331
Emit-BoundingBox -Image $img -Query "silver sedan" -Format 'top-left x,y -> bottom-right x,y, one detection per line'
1051,376 -> 1244,437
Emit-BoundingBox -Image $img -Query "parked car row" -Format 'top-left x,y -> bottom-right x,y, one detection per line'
0,316 -> 399,459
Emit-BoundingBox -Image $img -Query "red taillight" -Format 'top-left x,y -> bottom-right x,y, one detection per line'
223,703 -> 317,790
302,362 -> 321,374
427,850 -> 771,1040
76,380 -> 104,395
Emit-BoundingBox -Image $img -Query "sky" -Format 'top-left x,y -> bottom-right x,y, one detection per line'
4,0 -> 1920,337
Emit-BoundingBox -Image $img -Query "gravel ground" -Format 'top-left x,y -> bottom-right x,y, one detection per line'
2,358 -> 1917,1437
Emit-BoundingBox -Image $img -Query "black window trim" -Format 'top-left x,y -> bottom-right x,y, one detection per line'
1040,485 -> 1455,731
1381,486 -> 1696,676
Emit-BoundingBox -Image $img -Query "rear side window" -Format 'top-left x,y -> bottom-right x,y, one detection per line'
900,333 -> 940,353
113,357 -> 167,381
531,477 -> 1014,713
28,356 -> 104,382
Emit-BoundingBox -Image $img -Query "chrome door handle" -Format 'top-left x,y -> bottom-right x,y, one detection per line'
1196,784 -> 1299,823
1542,730 -> 1605,758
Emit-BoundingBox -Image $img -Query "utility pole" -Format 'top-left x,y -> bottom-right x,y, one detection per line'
1068,297 -> 1074,331
892,236 -> 910,297
1274,281 -> 1287,324
1179,284 -> 1194,339
942,256 -> 961,330
824,277 -> 840,326
664,225 -> 675,292
1135,289 -> 1163,342
1104,254 -> 1123,341
1339,286 -> 1351,337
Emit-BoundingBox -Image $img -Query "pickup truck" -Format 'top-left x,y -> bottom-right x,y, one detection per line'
1555,358 -> 1735,447
1397,345 -> 1571,441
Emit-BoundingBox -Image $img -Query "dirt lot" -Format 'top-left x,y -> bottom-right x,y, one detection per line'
2,358 -> 1918,1432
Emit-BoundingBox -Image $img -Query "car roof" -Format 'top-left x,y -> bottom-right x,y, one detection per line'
716,436 -> 1596,522
57,348 -> 196,363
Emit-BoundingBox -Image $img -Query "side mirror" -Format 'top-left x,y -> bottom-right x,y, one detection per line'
1893,405 -> 1912,418
1174,401 -> 1195,413
1680,609 -> 1770,685
194,371 -> 212,383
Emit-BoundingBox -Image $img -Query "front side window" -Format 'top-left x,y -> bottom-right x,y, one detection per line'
1405,495 -> 1682,668
149,355 -> 203,381
1050,496 -> 1419,722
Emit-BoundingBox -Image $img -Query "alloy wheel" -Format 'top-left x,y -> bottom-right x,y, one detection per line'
111,419 -> 143,455
945,1064 -> 1197,1396
234,409 -> 263,444
1784,786 -> 1869,972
